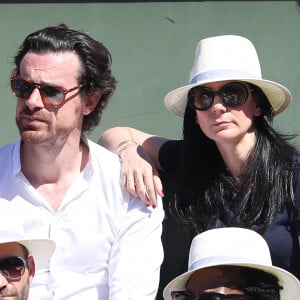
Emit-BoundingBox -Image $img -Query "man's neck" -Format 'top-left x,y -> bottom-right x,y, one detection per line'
20,139 -> 89,211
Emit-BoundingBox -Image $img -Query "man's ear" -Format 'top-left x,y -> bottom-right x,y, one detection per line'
82,93 -> 102,115
27,256 -> 35,284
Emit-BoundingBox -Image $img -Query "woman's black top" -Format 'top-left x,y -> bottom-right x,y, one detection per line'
156,140 -> 300,299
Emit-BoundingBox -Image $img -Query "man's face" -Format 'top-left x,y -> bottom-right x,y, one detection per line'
0,242 -> 35,300
15,51 -> 88,147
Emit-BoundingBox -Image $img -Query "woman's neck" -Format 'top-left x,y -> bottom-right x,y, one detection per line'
216,132 -> 256,180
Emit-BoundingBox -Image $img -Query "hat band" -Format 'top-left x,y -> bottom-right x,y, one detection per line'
189,255 -> 271,271
190,69 -> 261,84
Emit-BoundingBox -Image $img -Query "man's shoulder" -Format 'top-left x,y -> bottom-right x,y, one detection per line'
88,138 -> 120,161
0,140 -> 19,159
0,140 -> 19,186
87,138 -> 122,174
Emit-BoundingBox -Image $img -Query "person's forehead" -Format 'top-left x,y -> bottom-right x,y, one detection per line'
186,266 -> 243,290
0,242 -> 26,258
201,80 -> 250,89
19,51 -> 81,85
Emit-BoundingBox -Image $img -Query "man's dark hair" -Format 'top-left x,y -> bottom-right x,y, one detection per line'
12,23 -> 117,133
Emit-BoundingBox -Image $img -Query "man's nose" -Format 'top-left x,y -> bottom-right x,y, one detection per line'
24,88 -> 44,110
0,273 -> 9,288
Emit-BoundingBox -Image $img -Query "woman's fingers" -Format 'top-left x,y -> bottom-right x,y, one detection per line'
119,144 -> 163,207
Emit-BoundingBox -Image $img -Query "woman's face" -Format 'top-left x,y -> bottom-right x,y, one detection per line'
193,81 -> 261,145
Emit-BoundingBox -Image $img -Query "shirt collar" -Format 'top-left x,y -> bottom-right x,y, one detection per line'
12,135 -> 93,179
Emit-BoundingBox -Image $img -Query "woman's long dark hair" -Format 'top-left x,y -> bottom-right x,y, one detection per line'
170,84 -> 298,234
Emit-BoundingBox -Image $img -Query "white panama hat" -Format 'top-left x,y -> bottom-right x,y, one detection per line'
163,227 -> 300,300
0,201 -> 55,269
164,35 -> 291,117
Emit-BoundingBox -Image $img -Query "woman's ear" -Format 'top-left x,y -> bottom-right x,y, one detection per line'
82,93 -> 101,115
254,104 -> 262,117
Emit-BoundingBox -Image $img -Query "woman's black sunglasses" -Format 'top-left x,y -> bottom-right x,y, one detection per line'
188,82 -> 254,111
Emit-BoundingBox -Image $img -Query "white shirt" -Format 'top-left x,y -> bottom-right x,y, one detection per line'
0,138 -> 164,300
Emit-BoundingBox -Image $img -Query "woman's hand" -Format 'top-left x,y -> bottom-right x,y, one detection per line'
99,127 -> 167,207
119,143 -> 164,208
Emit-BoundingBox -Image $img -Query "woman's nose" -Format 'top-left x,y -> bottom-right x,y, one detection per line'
210,94 -> 226,113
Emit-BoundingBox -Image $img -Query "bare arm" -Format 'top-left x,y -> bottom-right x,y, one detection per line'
98,127 -> 170,207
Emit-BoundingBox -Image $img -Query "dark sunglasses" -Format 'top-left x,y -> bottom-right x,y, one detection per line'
0,256 -> 28,280
171,291 -> 250,300
188,82 -> 254,111
10,75 -> 85,108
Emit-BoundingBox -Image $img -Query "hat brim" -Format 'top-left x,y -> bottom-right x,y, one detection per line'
18,239 -> 55,269
163,262 -> 300,300
164,78 -> 291,117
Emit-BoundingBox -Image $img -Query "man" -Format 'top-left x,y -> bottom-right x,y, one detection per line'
0,24 -> 164,299
0,201 -> 55,300
163,227 -> 300,300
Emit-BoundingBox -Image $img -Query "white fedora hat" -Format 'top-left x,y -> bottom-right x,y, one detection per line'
163,227 -> 300,300
164,35 -> 291,117
0,201 -> 55,269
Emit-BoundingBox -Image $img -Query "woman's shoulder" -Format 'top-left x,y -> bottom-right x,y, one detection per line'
294,152 -> 300,162
159,139 -> 183,173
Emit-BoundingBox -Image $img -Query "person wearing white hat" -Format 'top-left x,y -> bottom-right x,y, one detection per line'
99,34 -> 300,299
0,201 -> 55,299
163,227 -> 300,300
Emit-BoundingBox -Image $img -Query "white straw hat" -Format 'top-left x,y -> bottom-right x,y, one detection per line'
0,201 -> 55,269
164,35 -> 291,117
163,227 -> 300,300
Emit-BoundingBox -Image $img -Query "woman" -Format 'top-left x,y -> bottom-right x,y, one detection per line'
99,35 -> 300,293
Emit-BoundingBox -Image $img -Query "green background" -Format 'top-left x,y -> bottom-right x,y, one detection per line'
0,2 -> 299,299
0,1 -> 299,146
